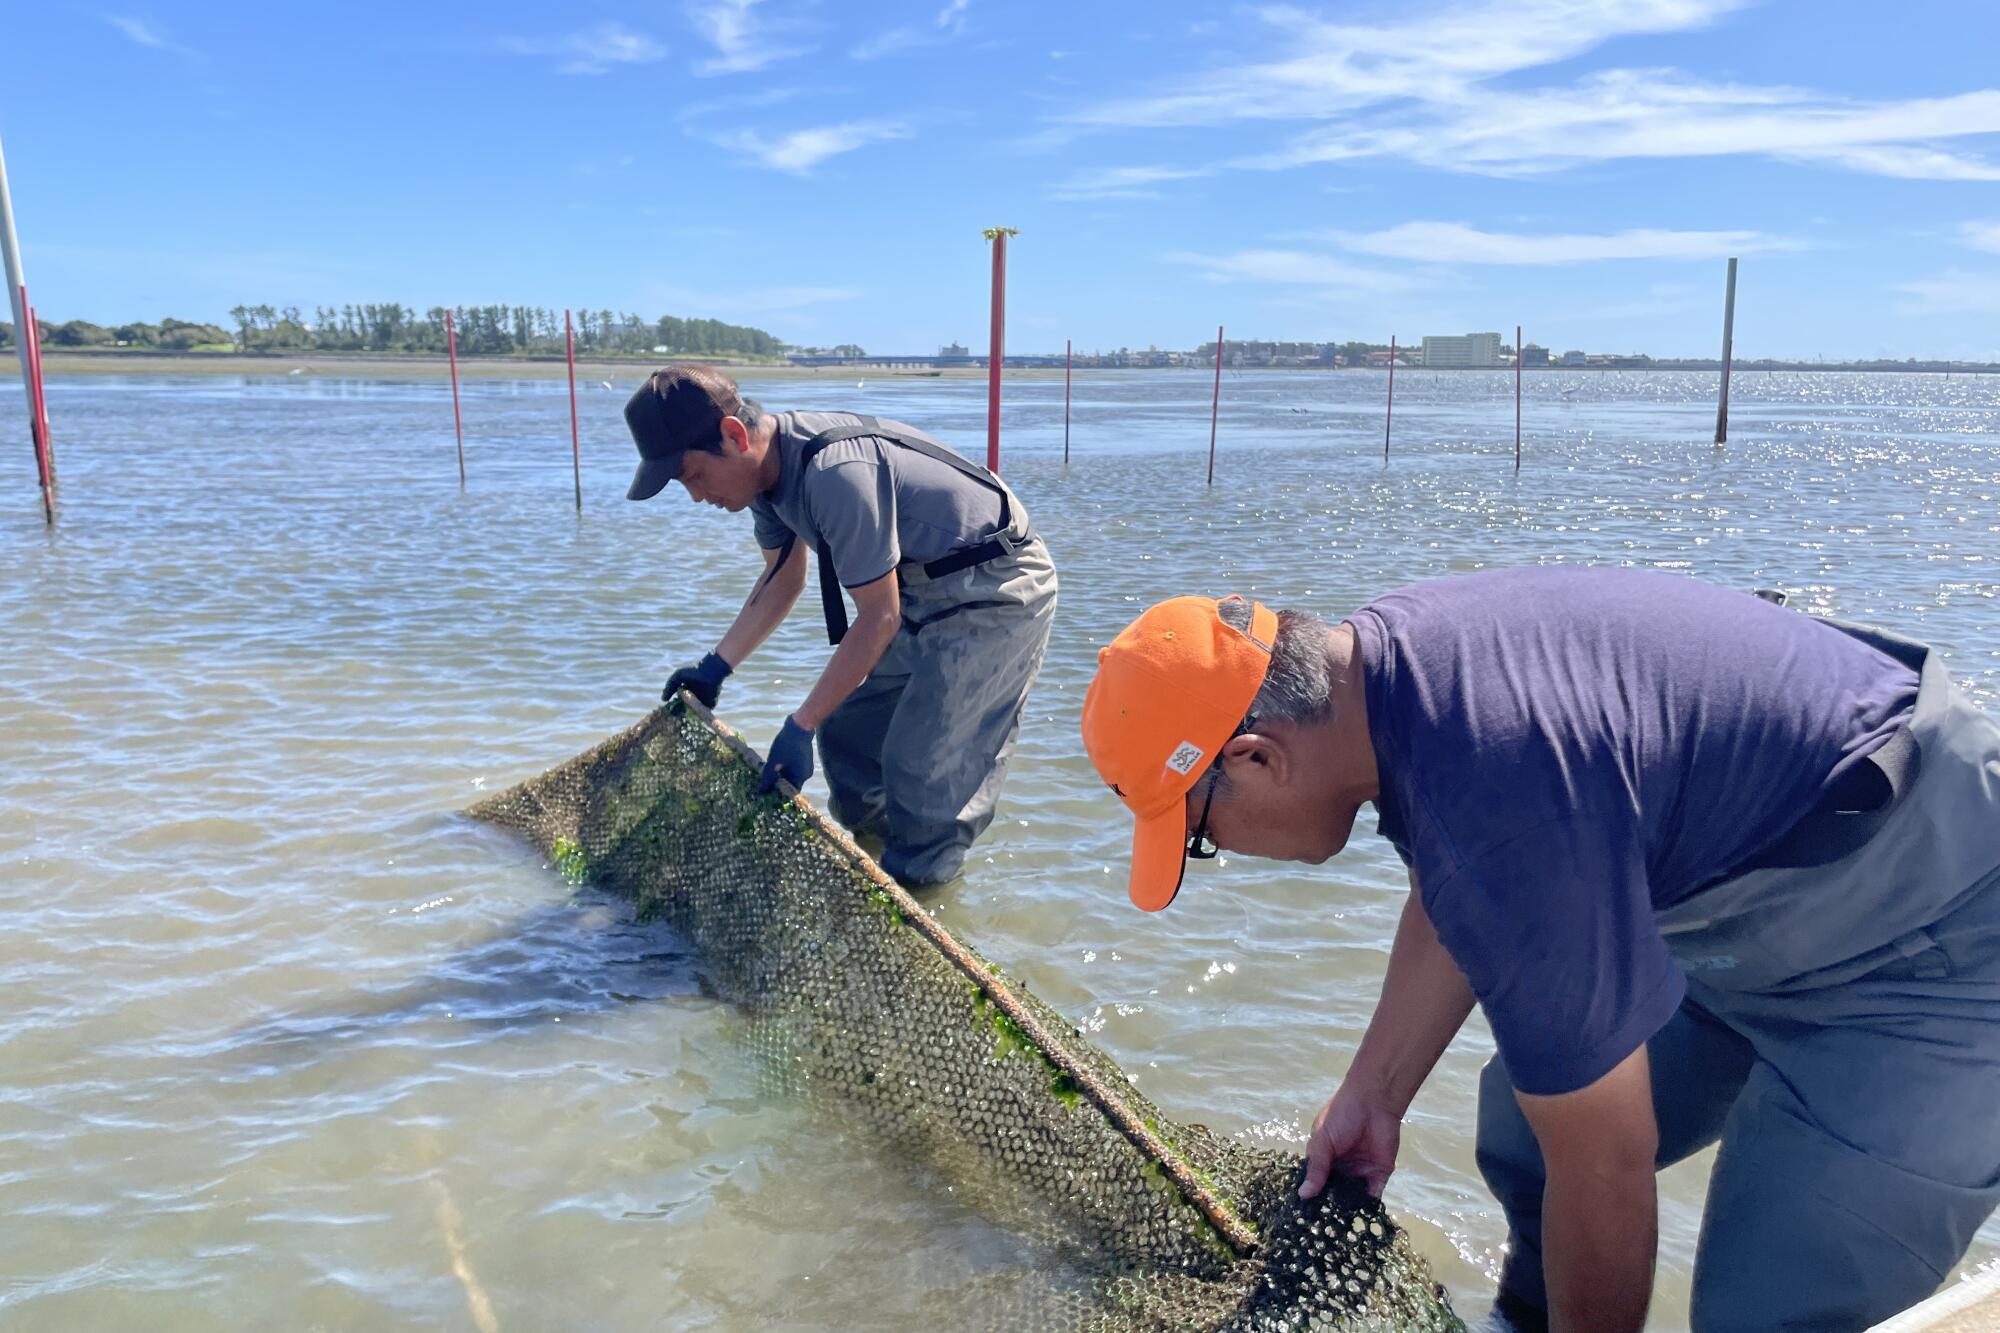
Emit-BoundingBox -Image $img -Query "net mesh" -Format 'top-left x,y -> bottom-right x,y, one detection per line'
469,702 -> 1463,1332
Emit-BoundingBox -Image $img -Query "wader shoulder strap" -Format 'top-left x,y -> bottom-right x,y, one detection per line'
754,534 -> 798,599
794,416 -> 1017,645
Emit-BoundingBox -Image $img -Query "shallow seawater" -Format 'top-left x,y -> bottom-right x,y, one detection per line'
2,367 -> 1995,1329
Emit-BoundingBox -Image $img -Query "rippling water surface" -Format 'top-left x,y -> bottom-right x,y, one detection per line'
3,367 -> 1997,1330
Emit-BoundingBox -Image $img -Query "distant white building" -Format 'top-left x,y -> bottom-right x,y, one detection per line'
1421,332 -> 1503,368
1560,349 -> 1588,366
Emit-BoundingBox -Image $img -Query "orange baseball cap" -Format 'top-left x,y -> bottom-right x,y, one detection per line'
1081,595 -> 1275,912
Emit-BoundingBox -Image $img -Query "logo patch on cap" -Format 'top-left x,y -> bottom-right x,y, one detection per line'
1164,741 -> 1205,776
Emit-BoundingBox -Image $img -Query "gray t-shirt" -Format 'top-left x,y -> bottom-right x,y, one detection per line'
748,411 -> 1016,588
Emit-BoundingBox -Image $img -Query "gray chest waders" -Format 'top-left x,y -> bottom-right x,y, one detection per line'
766,416 -> 1027,645
1479,605 -> 2000,1331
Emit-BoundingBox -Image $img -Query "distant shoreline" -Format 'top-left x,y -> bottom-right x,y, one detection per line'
19,350 -> 1004,381
13,349 -> 1999,379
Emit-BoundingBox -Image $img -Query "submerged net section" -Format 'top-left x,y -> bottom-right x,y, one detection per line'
469,702 -> 1462,1332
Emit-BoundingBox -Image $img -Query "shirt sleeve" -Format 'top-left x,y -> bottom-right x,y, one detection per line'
748,497 -> 792,552
1421,810 -> 1685,1096
806,458 -> 900,588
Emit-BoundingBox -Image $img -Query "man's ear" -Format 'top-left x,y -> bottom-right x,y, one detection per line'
720,416 -> 750,453
1224,731 -> 1289,789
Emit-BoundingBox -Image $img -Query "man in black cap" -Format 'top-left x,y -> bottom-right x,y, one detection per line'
625,364 -> 1058,887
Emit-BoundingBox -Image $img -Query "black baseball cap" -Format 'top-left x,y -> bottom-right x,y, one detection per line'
624,366 -> 737,501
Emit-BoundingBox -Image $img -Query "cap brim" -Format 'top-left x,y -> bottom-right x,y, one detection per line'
626,455 -> 677,502
1128,804 -> 1191,912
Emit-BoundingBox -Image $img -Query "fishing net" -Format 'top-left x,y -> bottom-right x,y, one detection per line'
469,701 -> 1463,1332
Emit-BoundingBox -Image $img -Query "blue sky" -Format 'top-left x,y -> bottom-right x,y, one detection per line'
6,0 -> 2000,359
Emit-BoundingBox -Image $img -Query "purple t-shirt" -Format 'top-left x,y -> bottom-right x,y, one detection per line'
1347,567 -> 1917,1095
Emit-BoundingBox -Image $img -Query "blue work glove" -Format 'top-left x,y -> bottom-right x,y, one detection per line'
663,651 -> 732,709
758,715 -> 815,794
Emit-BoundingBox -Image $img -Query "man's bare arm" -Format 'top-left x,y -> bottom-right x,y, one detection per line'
793,567 -> 900,731
714,541 -> 808,669
1302,888 -> 1476,1198
1517,1045 -> 1659,1333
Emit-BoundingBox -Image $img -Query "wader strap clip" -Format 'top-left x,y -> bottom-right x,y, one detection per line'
1729,588 -> 1929,872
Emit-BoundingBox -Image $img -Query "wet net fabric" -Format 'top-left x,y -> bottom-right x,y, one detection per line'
469,703 -> 1462,1332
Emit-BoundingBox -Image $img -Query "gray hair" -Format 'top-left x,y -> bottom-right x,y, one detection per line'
1216,598 -> 1334,728
1206,599 -> 1333,799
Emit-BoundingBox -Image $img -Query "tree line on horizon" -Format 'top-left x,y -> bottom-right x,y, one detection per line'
1,316 -> 233,351
0,304 -> 788,359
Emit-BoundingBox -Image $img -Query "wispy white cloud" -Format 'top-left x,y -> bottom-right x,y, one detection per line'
574,154 -> 640,177
1783,145 -> 2000,182
1960,221 -> 2000,254
103,15 -> 201,58
1057,2 -> 2000,184
851,29 -> 923,60
852,0 -> 973,61
1167,248 -> 1419,294
1249,76 -> 2000,180
1895,270 -> 2000,316
1049,164 -> 1211,200
498,22 -> 666,75
674,85 -> 808,126
1324,221 -> 1804,264
1071,1 -> 1747,129
690,0 -> 809,75
708,121 -> 911,172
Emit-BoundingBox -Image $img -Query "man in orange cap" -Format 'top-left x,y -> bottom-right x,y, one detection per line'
1081,568 -> 2000,1333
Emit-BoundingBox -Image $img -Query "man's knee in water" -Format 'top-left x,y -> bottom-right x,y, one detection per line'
827,789 -> 889,844
882,841 -> 965,889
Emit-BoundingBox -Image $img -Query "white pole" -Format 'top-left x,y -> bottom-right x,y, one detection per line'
0,134 -> 35,405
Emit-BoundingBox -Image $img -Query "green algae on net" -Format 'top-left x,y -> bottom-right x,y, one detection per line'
468,700 -> 1464,1332
549,836 -> 588,884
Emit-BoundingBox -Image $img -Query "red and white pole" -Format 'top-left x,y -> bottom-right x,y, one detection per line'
565,308 -> 582,512
19,288 -> 51,520
445,308 -> 465,488
984,229 -> 1010,474
1063,337 -> 1072,465
27,300 -> 50,470
1384,334 -> 1396,464
4,133 -> 54,523
1515,323 -> 1523,472
1207,324 -> 1223,485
